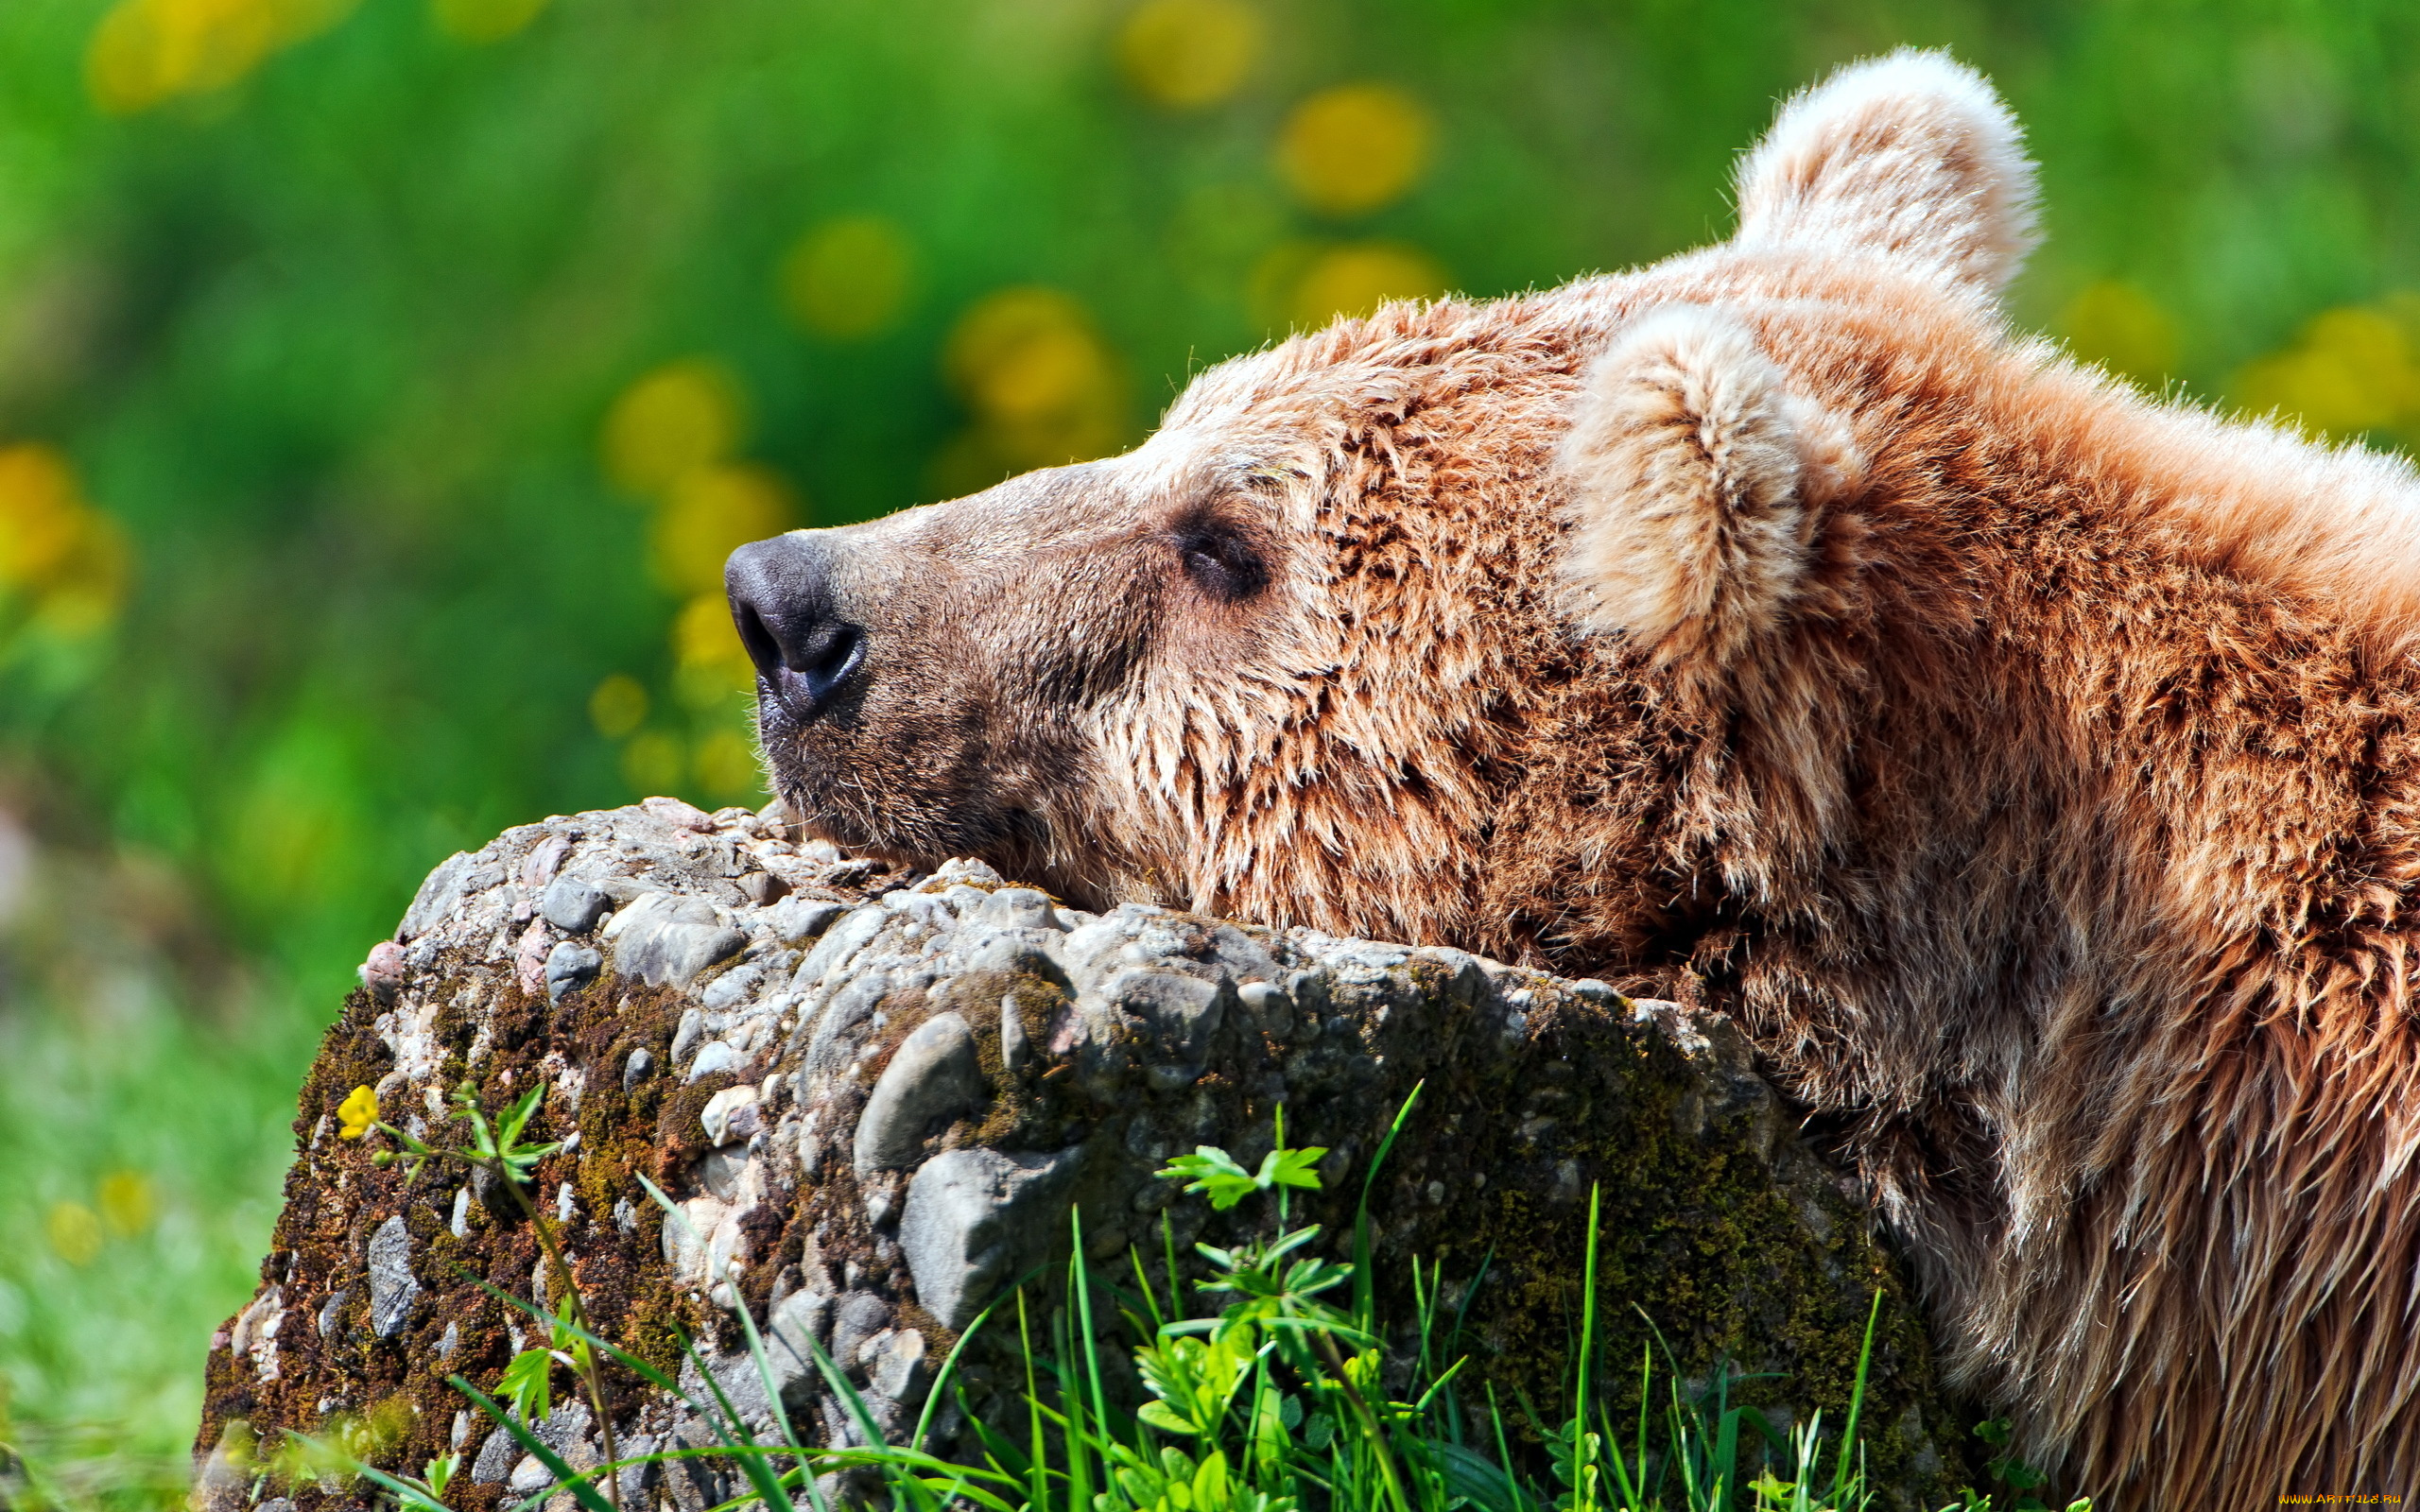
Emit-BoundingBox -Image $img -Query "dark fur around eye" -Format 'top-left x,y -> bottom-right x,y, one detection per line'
1176,518 -> 1269,601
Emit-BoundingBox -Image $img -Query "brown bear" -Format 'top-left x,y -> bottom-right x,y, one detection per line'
724,51 -> 2420,1508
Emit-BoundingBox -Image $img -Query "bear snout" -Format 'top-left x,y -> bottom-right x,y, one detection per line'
725,532 -> 867,723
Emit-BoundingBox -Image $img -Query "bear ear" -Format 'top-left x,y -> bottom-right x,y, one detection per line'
1732,48 -> 2038,298
1557,305 -> 1854,678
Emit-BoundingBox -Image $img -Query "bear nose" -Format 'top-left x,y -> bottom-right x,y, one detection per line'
725,534 -> 867,723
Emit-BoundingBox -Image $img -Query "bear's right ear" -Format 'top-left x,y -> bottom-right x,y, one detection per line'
1732,48 -> 2038,298
1557,305 -> 1857,680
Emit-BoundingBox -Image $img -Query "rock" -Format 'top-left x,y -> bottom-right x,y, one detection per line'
854,1012 -> 985,1175
828,1292 -> 892,1381
605,892 -> 746,988
771,895 -> 848,943
701,1086 -> 762,1146
366,1213 -> 417,1338
397,851 -> 475,941
359,940 -> 406,1002
872,1327 -> 929,1405
742,871 -> 792,907
900,1147 -> 1083,1330
703,963 -> 765,1011
544,940 -> 601,1002
541,875 -> 610,933
192,804 -> 1977,1511
686,1040 -> 741,1083
472,1423 -> 520,1483
643,795 -> 715,830
509,1455 -> 552,1494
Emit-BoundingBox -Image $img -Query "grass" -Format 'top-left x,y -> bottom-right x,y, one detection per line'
204,1087 -> 2085,1512
0,981 -> 321,1511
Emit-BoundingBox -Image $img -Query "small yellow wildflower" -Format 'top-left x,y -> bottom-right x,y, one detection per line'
337,1084 -> 379,1140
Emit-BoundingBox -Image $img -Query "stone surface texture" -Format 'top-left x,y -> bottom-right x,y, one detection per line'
191,801 -> 1978,1510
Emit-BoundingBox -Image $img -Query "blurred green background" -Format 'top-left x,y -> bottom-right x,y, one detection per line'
4,0 -> 2420,1499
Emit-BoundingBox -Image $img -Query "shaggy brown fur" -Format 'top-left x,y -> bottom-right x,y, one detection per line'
724,51 -> 2420,1506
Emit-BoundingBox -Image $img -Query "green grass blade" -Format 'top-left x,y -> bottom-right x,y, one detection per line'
448,1377 -> 620,1512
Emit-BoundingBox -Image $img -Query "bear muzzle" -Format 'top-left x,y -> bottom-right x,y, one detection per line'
725,532 -> 867,725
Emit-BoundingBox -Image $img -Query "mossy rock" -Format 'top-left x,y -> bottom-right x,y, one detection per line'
190,801 -> 1980,1511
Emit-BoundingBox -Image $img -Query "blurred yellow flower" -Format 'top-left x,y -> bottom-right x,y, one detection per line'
1276,84 -> 1432,217
98,1171 -> 155,1238
2060,280 -> 2178,386
47,1201 -> 102,1265
780,215 -> 918,341
651,463 -> 797,597
620,730 -> 686,797
694,728 -> 763,800
1283,241 -> 1447,329
337,1084 -> 378,1140
430,0 -> 547,43
942,287 -> 1126,477
87,0 -> 354,114
0,444 -> 132,637
600,360 -> 747,499
1118,0 -> 1263,109
0,446 -> 92,591
673,592 -> 755,708
2236,304 -> 2420,439
589,673 -> 648,738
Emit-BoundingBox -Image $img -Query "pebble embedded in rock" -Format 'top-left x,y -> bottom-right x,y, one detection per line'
360,940 -> 406,1001
872,1327 -> 929,1405
606,892 -> 747,988
670,1007 -> 703,1063
509,1455 -> 552,1494
854,1012 -> 986,1175
898,1146 -> 1084,1329
770,896 -> 848,944
828,1292 -> 892,1382
541,875 -> 610,934
700,1086 -> 762,1146
366,1213 -> 418,1338
1000,995 -> 1029,1072
544,940 -> 602,1003
703,963 -> 764,1011
686,1040 -> 741,1083
624,1047 -> 654,1089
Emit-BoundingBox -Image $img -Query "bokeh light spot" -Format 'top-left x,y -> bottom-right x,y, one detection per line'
430,0 -> 548,43
87,0 -> 354,114
2236,303 -> 2420,438
1118,0 -> 1262,110
98,1171 -> 155,1238
780,215 -> 918,341
600,360 -> 747,499
589,674 -> 649,739
694,728 -> 763,801
937,287 -> 1126,490
2061,281 -> 2179,385
47,1201 -> 102,1266
1276,84 -> 1433,217
619,730 -> 686,798
651,463 -> 797,598
1284,242 -> 1447,330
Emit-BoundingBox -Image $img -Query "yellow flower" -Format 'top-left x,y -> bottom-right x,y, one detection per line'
1275,84 -> 1433,217
337,1084 -> 379,1140
1118,0 -> 1263,110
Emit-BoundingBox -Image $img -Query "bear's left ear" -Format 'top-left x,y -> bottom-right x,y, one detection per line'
1557,305 -> 1857,678
1733,48 -> 2038,298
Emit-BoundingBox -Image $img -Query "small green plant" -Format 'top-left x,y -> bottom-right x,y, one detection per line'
343,1079 -> 625,1508
313,1085 -> 2087,1512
